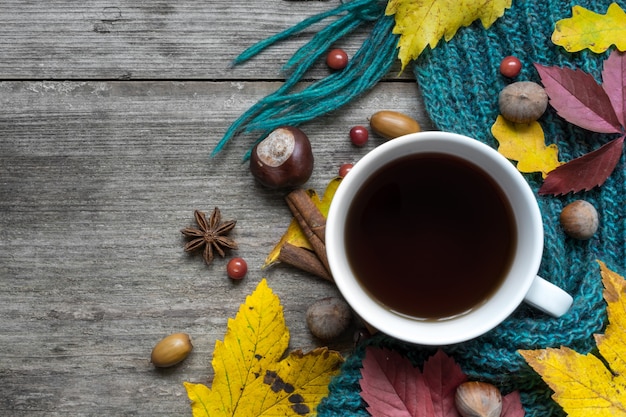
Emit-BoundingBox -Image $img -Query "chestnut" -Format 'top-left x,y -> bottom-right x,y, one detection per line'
498,81 -> 548,123
250,126 -> 314,189
306,297 -> 352,341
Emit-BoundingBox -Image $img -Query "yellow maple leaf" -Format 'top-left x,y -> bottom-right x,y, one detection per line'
184,279 -> 343,417
519,261 -> 626,417
263,178 -> 342,268
491,115 -> 562,178
552,3 -> 626,53
385,0 -> 512,71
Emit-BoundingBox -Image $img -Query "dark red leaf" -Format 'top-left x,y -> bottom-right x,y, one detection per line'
360,348 -> 527,416
539,136 -> 625,195
535,63 -> 622,133
501,391 -> 526,417
601,50 -> 626,127
360,347 -> 433,417
422,350 -> 467,417
360,348 -> 465,417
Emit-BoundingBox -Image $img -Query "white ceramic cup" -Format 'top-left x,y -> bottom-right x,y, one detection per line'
326,131 -> 573,345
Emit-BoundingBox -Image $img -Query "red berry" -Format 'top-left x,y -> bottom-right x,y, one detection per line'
349,126 -> 369,147
227,257 -> 247,280
326,49 -> 349,70
338,163 -> 354,178
500,56 -> 522,78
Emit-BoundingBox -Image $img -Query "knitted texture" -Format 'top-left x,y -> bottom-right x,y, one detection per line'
231,1 -> 626,415
317,1 -> 625,416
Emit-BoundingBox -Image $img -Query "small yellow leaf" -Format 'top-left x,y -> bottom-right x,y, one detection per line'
552,3 -> 626,53
519,262 -> 626,416
385,0 -> 512,71
263,178 -> 342,268
184,279 -> 344,417
491,115 -> 562,178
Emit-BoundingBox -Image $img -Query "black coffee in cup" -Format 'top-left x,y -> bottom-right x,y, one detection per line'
344,153 -> 517,320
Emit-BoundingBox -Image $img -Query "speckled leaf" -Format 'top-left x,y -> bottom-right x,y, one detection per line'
184,279 -> 343,417
264,178 -> 341,268
519,261 -> 626,417
552,3 -> 626,53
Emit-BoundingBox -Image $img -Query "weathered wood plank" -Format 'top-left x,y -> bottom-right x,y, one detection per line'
0,0 -> 405,80
0,80 -> 433,415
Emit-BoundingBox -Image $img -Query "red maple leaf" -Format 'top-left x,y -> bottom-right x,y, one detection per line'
534,50 -> 626,195
359,347 -> 525,417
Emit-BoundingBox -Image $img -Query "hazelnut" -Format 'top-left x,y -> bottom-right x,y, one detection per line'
498,81 -> 548,123
249,126 -> 314,189
560,200 -> 599,240
151,333 -> 193,368
306,297 -> 352,341
455,381 -> 502,417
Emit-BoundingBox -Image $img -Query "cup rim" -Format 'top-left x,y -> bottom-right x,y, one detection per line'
326,131 -> 544,345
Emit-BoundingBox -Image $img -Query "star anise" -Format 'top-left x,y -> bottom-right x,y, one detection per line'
181,208 -> 237,265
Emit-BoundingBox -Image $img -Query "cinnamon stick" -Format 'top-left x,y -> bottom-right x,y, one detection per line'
285,189 -> 326,242
277,242 -> 333,282
285,189 -> 331,276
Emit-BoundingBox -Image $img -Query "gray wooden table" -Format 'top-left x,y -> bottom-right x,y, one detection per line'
0,1 -> 434,415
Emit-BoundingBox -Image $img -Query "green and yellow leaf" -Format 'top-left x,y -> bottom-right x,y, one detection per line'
552,3 -> 626,53
385,0 -> 512,71
184,279 -> 343,417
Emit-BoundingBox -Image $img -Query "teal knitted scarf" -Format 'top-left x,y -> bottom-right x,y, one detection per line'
226,1 -> 626,415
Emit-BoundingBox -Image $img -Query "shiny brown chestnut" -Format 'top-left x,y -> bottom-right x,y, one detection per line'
250,126 -> 314,189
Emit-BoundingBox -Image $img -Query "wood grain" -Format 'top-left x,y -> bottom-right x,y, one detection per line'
1,0 -> 429,415
0,77 -> 433,415
0,0 -> 407,80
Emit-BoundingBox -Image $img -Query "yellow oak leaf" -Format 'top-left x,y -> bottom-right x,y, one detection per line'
491,115 -> 562,178
385,0 -> 512,71
552,3 -> 626,53
519,261 -> 626,417
184,279 -> 343,417
263,178 -> 342,268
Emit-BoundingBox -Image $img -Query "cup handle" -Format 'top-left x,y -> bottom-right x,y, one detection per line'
523,275 -> 573,317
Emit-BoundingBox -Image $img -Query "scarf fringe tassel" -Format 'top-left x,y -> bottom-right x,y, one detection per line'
213,0 -> 397,158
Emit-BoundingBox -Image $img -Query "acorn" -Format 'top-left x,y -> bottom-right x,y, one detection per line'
560,200 -> 599,240
498,81 -> 548,123
455,381 -> 502,417
306,297 -> 352,341
249,126 -> 314,189
369,110 -> 421,140
151,333 -> 193,368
